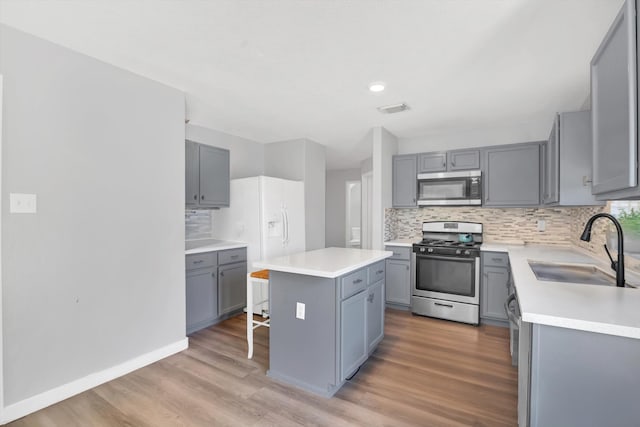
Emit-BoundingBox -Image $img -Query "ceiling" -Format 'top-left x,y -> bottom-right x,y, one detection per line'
0,0 -> 624,169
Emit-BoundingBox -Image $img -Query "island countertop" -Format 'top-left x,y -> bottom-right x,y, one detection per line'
253,247 -> 393,278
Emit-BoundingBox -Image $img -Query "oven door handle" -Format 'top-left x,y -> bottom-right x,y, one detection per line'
505,293 -> 520,327
415,254 -> 477,262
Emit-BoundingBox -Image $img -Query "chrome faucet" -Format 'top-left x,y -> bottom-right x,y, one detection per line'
580,213 -> 625,287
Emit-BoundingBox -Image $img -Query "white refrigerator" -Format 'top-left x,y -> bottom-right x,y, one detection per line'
212,175 -> 305,314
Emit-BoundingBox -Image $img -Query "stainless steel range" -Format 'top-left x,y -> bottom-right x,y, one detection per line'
411,221 -> 483,325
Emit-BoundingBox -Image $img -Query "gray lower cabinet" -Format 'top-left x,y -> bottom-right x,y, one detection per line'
481,252 -> 509,324
384,245 -> 412,308
218,261 -> 247,315
186,247 -> 247,335
591,0 -> 639,199
340,290 -> 368,379
268,260 -> 385,397
522,323 -> 640,427
186,265 -> 218,335
185,140 -> 230,208
483,142 -> 542,207
366,280 -> 384,353
392,154 -> 417,207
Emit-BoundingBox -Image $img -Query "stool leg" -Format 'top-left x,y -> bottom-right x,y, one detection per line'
247,274 -> 254,359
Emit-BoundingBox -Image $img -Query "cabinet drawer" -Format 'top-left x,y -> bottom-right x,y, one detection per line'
186,252 -> 217,270
218,248 -> 247,265
341,269 -> 368,300
368,261 -> 385,285
483,252 -> 509,268
386,246 -> 411,260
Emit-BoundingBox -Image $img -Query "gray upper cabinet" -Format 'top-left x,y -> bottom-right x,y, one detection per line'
483,142 -> 541,207
185,140 -> 230,208
418,150 -> 480,173
543,111 -> 605,206
448,149 -> 481,171
418,152 -> 447,173
392,154 -> 417,207
544,117 -> 559,205
591,0 -> 639,199
199,144 -> 230,208
185,141 -> 199,206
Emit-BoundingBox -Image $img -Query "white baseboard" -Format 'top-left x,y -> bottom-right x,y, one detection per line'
1,337 -> 188,424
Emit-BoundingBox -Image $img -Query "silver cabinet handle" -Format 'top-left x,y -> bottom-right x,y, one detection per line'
442,161 -> 446,167
220,271 -> 224,277
353,279 -> 363,284
451,160 -> 456,166
376,270 -> 384,274
492,258 -> 503,263
406,265 -> 409,271
193,260 -> 204,264
193,195 -> 198,200
231,255 -> 239,259
201,195 -> 205,200
367,294 -> 374,303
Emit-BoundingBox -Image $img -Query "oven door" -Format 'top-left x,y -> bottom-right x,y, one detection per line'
414,254 -> 480,305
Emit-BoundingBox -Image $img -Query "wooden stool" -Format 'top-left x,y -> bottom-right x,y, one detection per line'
247,269 -> 270,359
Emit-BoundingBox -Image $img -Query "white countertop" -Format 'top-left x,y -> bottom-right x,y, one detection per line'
384,238 -> 418,247
185,238 -> 248,255
253,247 -> 393,278
501,244 -> 640,339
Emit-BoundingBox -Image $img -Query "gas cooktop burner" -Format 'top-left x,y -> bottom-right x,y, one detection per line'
418,239 -> 480,248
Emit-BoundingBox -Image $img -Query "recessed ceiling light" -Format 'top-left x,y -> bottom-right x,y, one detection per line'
369,82 -> 386,92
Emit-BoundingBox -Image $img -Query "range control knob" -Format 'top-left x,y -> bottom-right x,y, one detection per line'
420,247 -> 426,253
464,250 -> 470,255
427,248 -> 434,253
456,249 -> 462,255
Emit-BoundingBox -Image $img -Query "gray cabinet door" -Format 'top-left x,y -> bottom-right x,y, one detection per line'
418,152 -> 447,173
481,266 -> 509,321
591,0 -> 637,195
341,290 -> 367,379
186,267 -> 217,334
484,143 -> 541,207
185,140 -> 199,206
366,281 -> 384,353
385,259 -> 411,305
449,150 -> 480,171
198,144 -> 230,208
392,154 -> 417,207
218,261 -> 247,315
544,116 -> 559,204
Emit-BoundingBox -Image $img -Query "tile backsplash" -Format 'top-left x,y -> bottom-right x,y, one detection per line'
385,206 -> 608,245
185,209 -> 213,240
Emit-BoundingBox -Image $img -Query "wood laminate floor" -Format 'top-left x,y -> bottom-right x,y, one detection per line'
8,309 -> 517,427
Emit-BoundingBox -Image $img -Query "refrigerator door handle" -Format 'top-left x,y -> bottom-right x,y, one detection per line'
281,209 -> 286,245
284,208 -> 290,244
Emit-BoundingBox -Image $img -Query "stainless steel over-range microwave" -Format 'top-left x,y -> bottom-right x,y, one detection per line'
416,170 -> 482,206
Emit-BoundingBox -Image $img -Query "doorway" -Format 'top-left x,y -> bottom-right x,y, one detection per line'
345,181 -> 361,248
361,172 -> 373,249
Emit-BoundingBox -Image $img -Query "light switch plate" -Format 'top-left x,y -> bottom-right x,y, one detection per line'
296,302 -> 305,320
10,193 -> 37,213
537,219 -> 546,232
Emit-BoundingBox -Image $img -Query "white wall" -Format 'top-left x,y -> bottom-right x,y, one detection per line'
185,124 -> 264,179
325,169 -> 361,248
264,139 -> 326,250
372,127 -> 398,250
398,119 -> 550,154
0,24 -> 186,417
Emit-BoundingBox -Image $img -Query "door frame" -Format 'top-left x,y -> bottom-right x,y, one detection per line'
361,172 -> 373,249
344,180 -> 361,248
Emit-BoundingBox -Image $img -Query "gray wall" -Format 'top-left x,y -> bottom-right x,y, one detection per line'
325,169 -> 361,248
185,124 -> 264,179
264,138 -> 326,250
0,25 -> 185,405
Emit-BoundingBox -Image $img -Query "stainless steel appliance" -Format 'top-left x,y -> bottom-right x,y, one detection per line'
417,170 -> 482,206
411,221 -> 482,324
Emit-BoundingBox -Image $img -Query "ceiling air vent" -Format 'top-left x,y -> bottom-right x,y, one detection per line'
377,103 -> 409,114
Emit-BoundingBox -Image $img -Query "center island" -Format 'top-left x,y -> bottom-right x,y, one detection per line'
253,247 -> 393,397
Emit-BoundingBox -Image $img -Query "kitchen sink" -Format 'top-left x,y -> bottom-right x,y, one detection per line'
527,261 -> 623,287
